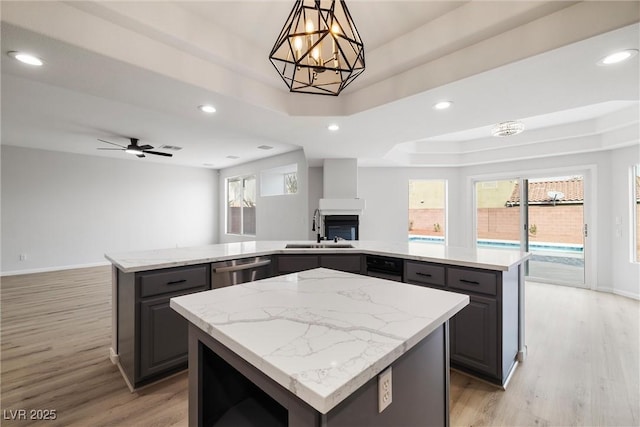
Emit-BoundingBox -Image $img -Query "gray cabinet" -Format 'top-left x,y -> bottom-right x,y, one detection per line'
139,296 -> 190,379
405,260 -> 445,287
277,254 -> 362,274
320,254 -> 363,273
403,260 -> 519,386
449,294 -> 498,378
117,264 -> 209,388
276,255 -> 319,274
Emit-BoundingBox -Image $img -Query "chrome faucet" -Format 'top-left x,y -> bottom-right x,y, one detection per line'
312,208 -> 322,243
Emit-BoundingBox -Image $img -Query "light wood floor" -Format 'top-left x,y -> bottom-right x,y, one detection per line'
1,266 -> 638,426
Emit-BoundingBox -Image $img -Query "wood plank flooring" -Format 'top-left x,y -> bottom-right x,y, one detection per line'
1,267 -> 638,426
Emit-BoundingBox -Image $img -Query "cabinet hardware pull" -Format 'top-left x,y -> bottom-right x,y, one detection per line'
459,279 -> 480,285
213,259 -> 272,273
167,279 -> 187,285
416,272 -> 432,277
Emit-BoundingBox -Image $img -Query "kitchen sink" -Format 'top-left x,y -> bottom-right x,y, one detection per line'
285,243 -> 355,249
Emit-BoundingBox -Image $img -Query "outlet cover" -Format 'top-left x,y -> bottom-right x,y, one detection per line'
378,367 -> 392,413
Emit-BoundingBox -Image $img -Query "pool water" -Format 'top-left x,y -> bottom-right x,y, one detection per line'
408,235 -> 584,254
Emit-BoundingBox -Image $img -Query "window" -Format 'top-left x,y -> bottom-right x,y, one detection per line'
227,175 -> 256,235
634,165 -> 640,262
284,171 -> 298,194
408,180 -> 447,244
260,164 -> 298,196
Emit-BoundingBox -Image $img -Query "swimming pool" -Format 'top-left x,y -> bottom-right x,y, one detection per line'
408,235 -> 584,254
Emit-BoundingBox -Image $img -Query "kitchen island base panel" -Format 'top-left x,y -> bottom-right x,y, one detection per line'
188,323 -> 450,427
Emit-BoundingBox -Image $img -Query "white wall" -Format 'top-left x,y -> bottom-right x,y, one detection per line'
358,148 -> 639,299
218,150 -> 309,242
1,145 -> 218,274
358,167 -> 462,244
610,145 -> 640,299
308,166 -> 323,240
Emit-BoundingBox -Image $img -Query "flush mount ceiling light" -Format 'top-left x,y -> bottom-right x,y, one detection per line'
7,51 -> 43,66
269,0 -> 365,96
598,49 -> 638,65
433,101 -> 453,110
198,104 -> 216,113
327,123 -> 340,131
491,121 -> 524,137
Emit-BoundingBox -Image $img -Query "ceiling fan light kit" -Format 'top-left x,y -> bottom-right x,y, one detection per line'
491,121 -> 525,137
269,0 -> 365,96
97,138 -> 173,158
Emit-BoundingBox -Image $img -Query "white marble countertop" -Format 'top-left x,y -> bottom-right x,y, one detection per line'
170,268 -> 469,414
105,240 -> 529,273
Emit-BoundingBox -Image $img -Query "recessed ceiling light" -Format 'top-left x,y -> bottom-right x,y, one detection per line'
328,124 -> 340,131
598,49 -> 638,65
203,163 -> 214,167
257,145 -> 273,150
491,121 -> 524,137
8,51 -> 43,66
433,101 -> 453,110
226,155 -> 240,159
198,104 -> 216,114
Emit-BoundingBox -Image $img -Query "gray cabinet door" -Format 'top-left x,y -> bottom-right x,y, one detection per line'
449,294 -> 498,378
320,255 -> 362,273
276,255 -> 319,274
139,296 -> 189,380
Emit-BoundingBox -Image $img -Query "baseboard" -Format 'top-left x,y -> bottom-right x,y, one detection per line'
1,261 -> 110,277
529,281 -> 640,301
613,289 -> 640,301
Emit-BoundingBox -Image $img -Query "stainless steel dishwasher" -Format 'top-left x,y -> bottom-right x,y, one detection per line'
211,256 -> 273,288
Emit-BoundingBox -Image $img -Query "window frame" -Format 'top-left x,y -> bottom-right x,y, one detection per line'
226,174 -> 256,236
632,165 -> 640,263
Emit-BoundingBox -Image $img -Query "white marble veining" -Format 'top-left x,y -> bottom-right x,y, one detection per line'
106,240 -> 529,273
170,268 -> 468,414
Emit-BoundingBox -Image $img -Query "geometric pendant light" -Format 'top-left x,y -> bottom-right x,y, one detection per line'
269,0 -> 365,96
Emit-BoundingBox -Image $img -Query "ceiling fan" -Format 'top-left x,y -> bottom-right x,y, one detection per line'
97,138 -> 172,158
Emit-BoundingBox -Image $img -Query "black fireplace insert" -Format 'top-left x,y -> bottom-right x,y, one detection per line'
324,215 -> 359,241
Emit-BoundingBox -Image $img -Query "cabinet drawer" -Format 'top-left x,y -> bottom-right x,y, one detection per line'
139,265 -> 209,298
448,267 -> 497,296
320,255 -> 362,273
405,261 -> 445,287
277,255 -> 319,274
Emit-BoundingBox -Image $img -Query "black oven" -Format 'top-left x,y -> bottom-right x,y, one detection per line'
324,215 -> 359,240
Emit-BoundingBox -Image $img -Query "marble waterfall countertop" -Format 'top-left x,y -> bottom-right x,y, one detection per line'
105,240 -> 530,273
170,268 -> 469,414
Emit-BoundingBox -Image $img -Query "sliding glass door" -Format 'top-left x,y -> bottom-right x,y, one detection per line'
475,179 -> 521,250
475,176 -> 586,287
524,175 -> 585,287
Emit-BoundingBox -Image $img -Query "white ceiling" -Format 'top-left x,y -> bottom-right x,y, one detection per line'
1,1 -> 638,169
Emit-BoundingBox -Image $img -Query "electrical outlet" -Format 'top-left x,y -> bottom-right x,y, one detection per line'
19,253 -> 27,261
378,367 -> 392,413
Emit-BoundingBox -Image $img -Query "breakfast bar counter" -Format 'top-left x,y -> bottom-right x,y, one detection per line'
106,240 -> 529,391
171,268 -> 468,427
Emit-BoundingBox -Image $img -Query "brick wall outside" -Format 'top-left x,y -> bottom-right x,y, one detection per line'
409,208 -> 445,236
410,205 -> 585,245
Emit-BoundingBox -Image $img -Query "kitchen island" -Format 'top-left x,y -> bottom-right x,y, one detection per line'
106,240 -> 529,390
171,268 -> 469,427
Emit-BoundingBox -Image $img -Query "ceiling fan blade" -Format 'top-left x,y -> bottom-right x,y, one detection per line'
143,150 -> 173,157
139,144 -> 154,150
97,148 -> 125,151
98,138 -> 126,148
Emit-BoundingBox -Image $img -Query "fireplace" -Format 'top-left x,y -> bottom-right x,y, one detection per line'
324,215 -> 359,241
